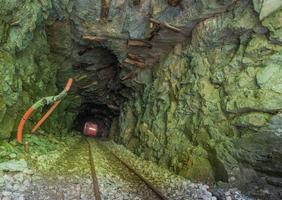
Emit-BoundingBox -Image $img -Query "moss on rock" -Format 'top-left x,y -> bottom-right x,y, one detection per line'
117,2 -> 282,184
0,0 -> 73,140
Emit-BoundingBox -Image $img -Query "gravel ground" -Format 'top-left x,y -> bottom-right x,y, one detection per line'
0,167 -> 32,200
0,135 -> 253,200
89,139 -> 160,200
23,138 -> 95,200
0,136 -> 95,200
0,167 -> 94,200
103,140 -> 253,200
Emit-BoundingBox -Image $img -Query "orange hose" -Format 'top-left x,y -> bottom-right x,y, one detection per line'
65,78 -> 73,92
31,100 -> 61,133
31,78 -> 73,133
16,78 -> 73,144
17,107 -> 34,144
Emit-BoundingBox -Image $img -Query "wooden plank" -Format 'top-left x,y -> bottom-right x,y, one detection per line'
101,0 -> 111,21
127,39 -> 152,48
124,58 -> 146,68
82,35 -> 107,41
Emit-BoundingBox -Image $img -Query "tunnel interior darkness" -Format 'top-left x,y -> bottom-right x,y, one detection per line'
61,45 -> 126,137
73,103 -> 119,137
45,19 -> 128,138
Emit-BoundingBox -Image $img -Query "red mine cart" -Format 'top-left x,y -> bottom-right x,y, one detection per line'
83,122 -> 98,137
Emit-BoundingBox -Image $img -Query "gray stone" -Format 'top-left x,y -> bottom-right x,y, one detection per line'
0,160 -> 27,172
260,0 -> 282,20
2,191 -> 12,196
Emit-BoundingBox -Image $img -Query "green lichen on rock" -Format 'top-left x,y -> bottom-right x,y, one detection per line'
117,1 -> 282,183
0,0 -> 73,140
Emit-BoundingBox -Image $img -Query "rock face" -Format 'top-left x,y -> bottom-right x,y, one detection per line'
0,0 -> 70,139
0,0 -> 282,197
115,0 -> 282,192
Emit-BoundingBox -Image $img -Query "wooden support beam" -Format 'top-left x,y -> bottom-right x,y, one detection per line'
83,34 -> 129,41
82,35 -> 107,42
74,74 -> 88,82
124,58 -> 146,68
128,53 -> 145,63
80,81 -> 98,89
101,0 -> 110,21
107,104 -> 120,110
127,39 -> 152,48
121,69 -> 138,81
10,20 -> 20,26
149,18 -> 182,33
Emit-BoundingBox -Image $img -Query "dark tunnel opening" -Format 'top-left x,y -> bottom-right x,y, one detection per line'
45,19 -> 129,138
63,45 -> 126,138
73,103 -> 119,137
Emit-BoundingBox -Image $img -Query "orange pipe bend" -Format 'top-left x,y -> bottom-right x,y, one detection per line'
16,78 -> 73,144
31,78 -> 73,133
17,107 -> 34,144
31,100 -> 61,133
64,78 -> 73,92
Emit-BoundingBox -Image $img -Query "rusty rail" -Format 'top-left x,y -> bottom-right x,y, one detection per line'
86,139 -> 102,200
97,141 -> 169,200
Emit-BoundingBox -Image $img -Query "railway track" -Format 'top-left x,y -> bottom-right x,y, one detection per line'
86,138 -> 169,200
86,139 -> 102,200
24,137 -> 168,199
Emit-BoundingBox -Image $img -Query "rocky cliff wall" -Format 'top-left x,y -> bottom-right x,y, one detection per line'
116,0 -> 282,192
0,0 -> 73,140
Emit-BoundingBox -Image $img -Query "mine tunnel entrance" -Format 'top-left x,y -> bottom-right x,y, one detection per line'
73,103 -> 119,137
56,45 -> 126,138
45,19 -> 128,139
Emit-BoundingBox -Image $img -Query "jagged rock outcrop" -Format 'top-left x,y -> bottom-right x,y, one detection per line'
115,0 -> 282,196
0,0 -> 74,139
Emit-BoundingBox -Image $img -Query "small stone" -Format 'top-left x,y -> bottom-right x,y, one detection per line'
9,153 -> 17,159
0,176 -> 4,185
225,191 -> 231,196
0,160 -> 28,172
18,196 -> 25,200
23,169 -> 33,175
2,191 -> 12,196
2,196 -> 12,200
18,185 -> 26,192
226,196 -> 232,200
13,184 -> 20,191
14,173 -> 24,183
12,192 -> 20,197
261,189 -> 270,195
228,176 -> 236,182
23,179 -> 31,187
